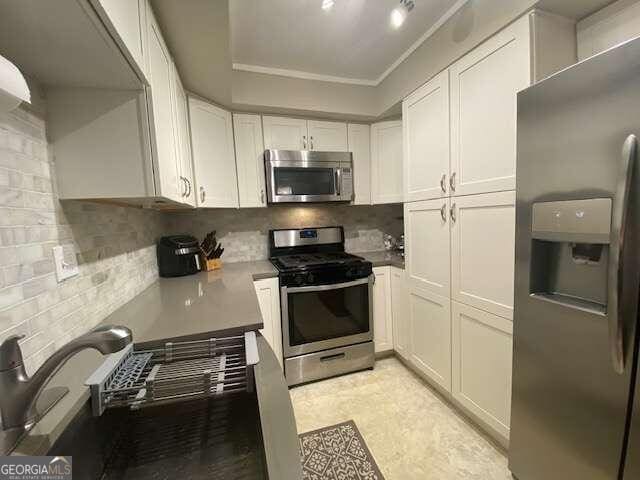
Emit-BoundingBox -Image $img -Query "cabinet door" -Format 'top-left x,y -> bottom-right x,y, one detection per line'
254,278 -> 283,368
403,70 -> 450,202
450,191 -> 515,319
262,116 -> 307,150
452,301 -> 513,440
188,97 -> 239,208
146,9 -> 180,202
449,17 -> 530,196
409,286 -> 451,392
371,120 -> 403,204
307,120 -> 348,151
404,199 -> 451,298
391,266 -> 409,360
172,66 -> 195,206
93,0 -> 147,80
234,114 -> 266,208
373,266 -> 393,353
347,124 -> 371,205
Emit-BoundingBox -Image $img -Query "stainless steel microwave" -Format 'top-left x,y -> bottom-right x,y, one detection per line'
264,149 -> 354,203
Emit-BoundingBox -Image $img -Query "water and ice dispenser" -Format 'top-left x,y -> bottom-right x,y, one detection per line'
529,198 -> 612,315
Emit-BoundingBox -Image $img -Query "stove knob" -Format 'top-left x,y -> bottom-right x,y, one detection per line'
346,268 -> 355,278
294,274 -> 304,285
307,273 -> 315,284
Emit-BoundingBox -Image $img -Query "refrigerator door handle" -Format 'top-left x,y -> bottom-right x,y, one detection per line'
608,134 -> 637,374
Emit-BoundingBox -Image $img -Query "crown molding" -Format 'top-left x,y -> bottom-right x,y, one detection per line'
374,0 -> 469,84
232,0 -> 470,87
232,63 -> 378,86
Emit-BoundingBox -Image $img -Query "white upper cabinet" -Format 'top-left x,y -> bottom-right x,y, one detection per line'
449,16 -> 530,197
307,120 -> 348,151
347,124 -> 371,205
188,98 -> 239,208
404,199 -> 451,298
373,266 -> 394,353
234,113 -> 267,208
371,120 -> 403,204
146,6 -> 181,203
92,0 -> 148,82
450,191 -> 516,320
452,301 -> 513,441
262,116 -> 307,150
172,65 -> 195,206
403,70 -> 450,202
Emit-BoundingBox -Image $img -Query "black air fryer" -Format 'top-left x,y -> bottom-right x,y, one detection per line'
157,235 -> 201,277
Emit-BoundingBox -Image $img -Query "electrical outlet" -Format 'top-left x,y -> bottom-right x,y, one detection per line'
53,245 -> 79,283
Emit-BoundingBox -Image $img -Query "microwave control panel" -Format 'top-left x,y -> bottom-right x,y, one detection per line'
341,167 -> 353,199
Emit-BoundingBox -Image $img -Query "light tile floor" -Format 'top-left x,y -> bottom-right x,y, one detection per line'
290,357 -> 512,479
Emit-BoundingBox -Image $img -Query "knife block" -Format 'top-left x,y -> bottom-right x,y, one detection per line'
202,257 -> 222,271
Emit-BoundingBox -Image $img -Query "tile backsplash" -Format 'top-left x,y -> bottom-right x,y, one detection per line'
164,203 -> 404,263
0,104 -> 403,374
0,107 -> 163,374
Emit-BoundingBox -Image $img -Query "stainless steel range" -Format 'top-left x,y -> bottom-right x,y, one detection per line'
269,226 -> 375,386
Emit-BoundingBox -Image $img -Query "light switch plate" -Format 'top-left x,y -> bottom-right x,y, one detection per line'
53,245 -> 79,283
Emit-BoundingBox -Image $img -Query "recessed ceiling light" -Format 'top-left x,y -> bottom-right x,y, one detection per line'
391,0 -> 414,29
322,0 -> 335,11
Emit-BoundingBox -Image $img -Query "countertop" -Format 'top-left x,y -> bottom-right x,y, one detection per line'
355,250 -> 405,269
12,260 -> 280,457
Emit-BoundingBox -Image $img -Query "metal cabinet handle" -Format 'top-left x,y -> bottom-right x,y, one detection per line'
440,174 -> 447,193
310,136 -> 314,150
185,178 -> 192,198
302,135 -> 307,150
450,203 -> 457,223
440,203 -> 447,222
260,189 -> 265,205
450,172 -> 456,192
608,134 -> 637,374
179,176 -> 187,197
200,186 -> 206,204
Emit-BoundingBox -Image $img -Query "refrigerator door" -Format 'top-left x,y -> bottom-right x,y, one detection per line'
624,356 -> 640,478
509,38 -> 640,480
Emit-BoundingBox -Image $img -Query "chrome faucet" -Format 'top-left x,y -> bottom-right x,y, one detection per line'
0,324 -> 132,454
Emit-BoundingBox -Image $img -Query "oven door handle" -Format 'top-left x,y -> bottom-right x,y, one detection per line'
283,276 -> 372,293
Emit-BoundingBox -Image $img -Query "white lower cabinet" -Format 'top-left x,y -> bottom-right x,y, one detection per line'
254,278 -> 283,369
408,285 -> 451,392
391,266 -> 409,360
373,266 -> 393,353
451,301 -> 513,441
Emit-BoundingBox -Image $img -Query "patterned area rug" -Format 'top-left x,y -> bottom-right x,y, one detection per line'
299,420 -> 385,480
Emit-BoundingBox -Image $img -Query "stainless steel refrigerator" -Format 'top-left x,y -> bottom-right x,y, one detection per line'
509,36 -> 640,480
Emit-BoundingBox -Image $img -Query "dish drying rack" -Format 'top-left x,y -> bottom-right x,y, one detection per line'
85,331 -> 259,416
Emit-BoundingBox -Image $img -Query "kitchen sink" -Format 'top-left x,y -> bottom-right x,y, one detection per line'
48,392 -> 267,480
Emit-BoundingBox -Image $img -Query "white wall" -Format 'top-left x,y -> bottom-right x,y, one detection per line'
578,0 -> 640,60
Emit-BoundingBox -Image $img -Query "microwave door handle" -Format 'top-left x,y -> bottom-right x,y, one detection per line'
608,134 -> 637,374
335,169 -> 341,197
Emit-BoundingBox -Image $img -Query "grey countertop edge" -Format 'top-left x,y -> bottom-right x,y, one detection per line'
255,336 -> 303,480
354,250 -> 405,269
12,262 -> 281,457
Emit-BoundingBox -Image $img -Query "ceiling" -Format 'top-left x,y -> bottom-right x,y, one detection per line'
535,0 -> 615,20
230,0 -> 465,85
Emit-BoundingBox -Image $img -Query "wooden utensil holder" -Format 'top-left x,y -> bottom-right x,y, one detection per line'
202,256 -> 222,271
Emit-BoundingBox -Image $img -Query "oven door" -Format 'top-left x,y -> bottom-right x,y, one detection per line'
266,160 -> 344,203
281,275 -> 374,357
